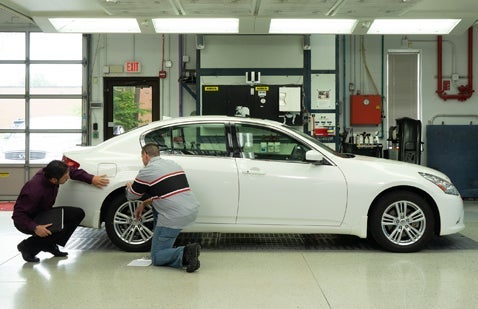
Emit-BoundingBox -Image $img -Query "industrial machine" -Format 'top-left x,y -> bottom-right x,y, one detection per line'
387,117 -> 422,164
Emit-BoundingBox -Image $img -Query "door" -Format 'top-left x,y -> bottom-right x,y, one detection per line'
233,123 -> 347,226
142,121 -> 239,224
386,50 -> 421,131
104,77 -> 159,140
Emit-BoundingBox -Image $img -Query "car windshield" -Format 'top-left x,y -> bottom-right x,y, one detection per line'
286,125 -> 352,158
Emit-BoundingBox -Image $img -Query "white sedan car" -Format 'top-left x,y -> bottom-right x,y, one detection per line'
55,116 -> 465,253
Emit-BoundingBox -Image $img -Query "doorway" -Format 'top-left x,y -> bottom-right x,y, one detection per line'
386,50 -> 421,132
103,77 -> 160,140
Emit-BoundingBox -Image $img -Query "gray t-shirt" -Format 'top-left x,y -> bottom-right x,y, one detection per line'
126,156 -> 199,229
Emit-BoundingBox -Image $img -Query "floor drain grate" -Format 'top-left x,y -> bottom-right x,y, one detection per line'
65,227 -> 478,251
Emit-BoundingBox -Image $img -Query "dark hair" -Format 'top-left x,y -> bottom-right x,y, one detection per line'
44,160 -> 69,180
142,143 -> 160,157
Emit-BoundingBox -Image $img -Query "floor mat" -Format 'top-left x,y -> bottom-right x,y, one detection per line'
67,227 -> 478,252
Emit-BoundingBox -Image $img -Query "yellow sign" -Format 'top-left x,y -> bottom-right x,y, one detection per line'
255,86 -> 269,91
0,172 -> 9,178
204,86 -> 219,91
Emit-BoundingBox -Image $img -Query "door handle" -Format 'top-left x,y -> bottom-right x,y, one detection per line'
242,168 -> 266,175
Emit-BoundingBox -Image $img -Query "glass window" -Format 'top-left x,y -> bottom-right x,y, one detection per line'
144,123 -> 228,157
112,85 -> 152,133
0,99 -> 25,129
0,33 -> 25,60
30,99 -> 82,123
0,32 -> 85,166
0,64 -> 25,94
235,124 -> 310,161
0,132 -> 81,164
30,64 -> 82,94
30,33 -> 82,60
31,132 -> 82,162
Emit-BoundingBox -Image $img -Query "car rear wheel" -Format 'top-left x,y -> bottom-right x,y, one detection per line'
105,194 -> 154,252
369,191 -> 435,253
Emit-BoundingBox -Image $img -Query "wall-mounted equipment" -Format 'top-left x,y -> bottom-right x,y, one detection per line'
278,87 -> 301,112
202,84 -> 302,126
246,71 -> 261,85
311,113 -> 336,137
350,94 -> 382,125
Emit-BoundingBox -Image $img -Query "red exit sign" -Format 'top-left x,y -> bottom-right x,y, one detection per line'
124,61 -> 141,73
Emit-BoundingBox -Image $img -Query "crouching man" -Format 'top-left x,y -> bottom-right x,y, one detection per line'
126,143 -> 201,272
12,160 -> 109,262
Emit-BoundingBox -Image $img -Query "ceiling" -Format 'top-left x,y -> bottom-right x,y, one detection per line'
0,0 -> 477,35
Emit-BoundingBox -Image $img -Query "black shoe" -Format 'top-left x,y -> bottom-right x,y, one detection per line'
184,243 -> 201,273
17,241 -> 40,263
45,244 -> 68,257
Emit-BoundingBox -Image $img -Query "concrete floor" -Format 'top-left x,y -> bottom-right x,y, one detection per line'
1,201 -> 478,309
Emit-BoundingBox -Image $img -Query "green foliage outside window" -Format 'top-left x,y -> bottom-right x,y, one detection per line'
113,87 -> 149,131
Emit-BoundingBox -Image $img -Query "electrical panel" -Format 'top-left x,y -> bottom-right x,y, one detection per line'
350,95 -> 382,125
201,84 -> 303,126
311,113 -> 336,137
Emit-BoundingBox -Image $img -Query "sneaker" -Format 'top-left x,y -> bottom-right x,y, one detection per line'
17,240 -> 40,263
45,244 -> 68,257
184,243 -> 201,273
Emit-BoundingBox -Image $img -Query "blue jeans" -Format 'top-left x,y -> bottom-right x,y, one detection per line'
150,226 -> 184,268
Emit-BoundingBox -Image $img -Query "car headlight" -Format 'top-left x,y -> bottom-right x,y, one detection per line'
419,172 -> 460,196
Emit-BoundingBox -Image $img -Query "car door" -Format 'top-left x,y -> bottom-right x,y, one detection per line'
143,121 -> 239,224
233,123 -> 347,226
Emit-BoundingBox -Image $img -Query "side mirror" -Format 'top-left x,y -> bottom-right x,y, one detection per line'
305,150 -> 325,164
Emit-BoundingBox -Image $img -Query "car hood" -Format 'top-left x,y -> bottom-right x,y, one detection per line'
334,154 -> 452,183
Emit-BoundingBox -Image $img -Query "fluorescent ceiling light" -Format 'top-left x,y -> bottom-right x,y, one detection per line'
49,18 -> 141,33
368,19 -> 461,35
269,19 -> 358,34
152,18 -> 239,33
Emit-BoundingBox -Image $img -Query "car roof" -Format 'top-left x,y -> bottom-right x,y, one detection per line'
142,115 -> 285,129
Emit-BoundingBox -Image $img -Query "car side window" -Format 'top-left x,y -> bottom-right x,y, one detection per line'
144,123 -> 229,157
234,124 -> 310,162
144,128 -> 172,152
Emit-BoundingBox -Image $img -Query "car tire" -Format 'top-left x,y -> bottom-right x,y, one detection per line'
369,191 -> 435,253
105,194 -> 154,252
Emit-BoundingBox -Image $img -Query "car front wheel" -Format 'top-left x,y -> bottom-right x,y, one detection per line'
105,194 -> 155,252
369,191 -> 435,253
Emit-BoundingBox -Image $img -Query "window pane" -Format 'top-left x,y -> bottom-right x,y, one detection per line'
0,99 -> 25,129
1,132 -> 27,162
31,132 -> 82,162
0,132 -> 81,164
172,124 -> 227,156
235,124 -> 309,161
113,86 -> 152,133
30,115 -> 81,130
30,64 -> 82,94
144,128 -> 172,152
0,33 -> 25,60
0,64 -> 25,94
30,99 -> 82,124
30,33 -> 82,60
144,124 -> 228,156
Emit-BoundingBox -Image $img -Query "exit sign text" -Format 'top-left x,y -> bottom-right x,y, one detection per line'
125,61 -> 141,73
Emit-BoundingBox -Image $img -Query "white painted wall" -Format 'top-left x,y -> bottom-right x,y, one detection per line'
89,33 -> 197,143
340,29 -> 478,163
89,28 -> 478,165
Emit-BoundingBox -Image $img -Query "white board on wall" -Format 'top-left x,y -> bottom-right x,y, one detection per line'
311,74 -> 336,110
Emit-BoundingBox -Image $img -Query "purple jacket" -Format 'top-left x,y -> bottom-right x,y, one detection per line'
12,167 -> 93,234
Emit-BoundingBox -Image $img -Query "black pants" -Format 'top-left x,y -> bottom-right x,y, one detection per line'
19,207 -> 85,255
